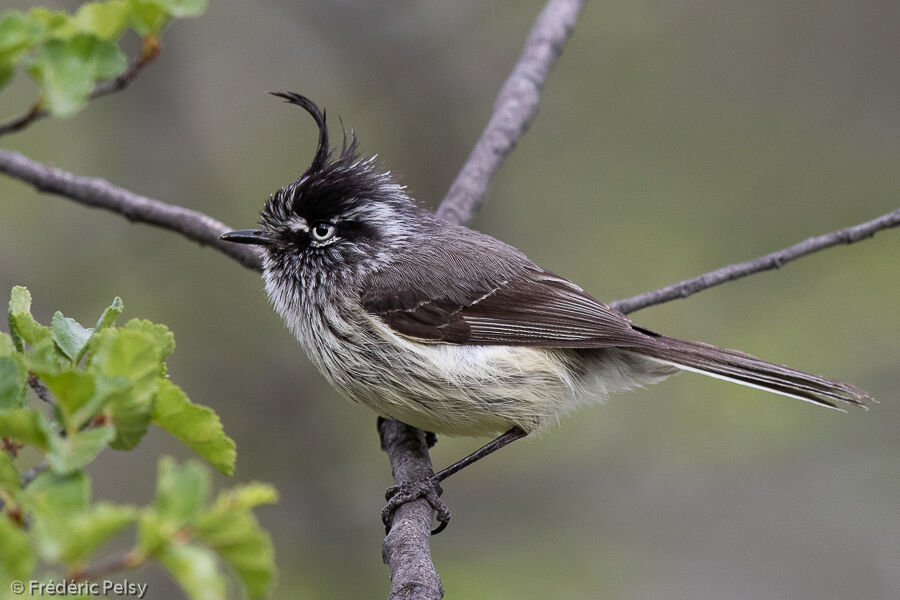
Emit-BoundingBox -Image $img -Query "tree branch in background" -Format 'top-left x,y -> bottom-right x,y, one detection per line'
0,36 -> 161,138
0,149 -> 262,271
435,0 -> 584,226
611,207 -> 900,315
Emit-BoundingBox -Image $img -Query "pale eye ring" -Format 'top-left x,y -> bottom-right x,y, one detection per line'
310,221 -> 337,242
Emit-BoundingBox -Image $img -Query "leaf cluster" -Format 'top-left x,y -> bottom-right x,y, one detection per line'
0,0 -> 207,116
0,286 -> 277,599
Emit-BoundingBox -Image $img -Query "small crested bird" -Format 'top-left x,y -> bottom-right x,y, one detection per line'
222,93 -> 872,532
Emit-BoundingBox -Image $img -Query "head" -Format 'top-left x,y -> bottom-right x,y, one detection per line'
221,92 -> 418,295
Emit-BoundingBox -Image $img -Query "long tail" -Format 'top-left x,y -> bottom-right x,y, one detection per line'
636,335 -> 873,410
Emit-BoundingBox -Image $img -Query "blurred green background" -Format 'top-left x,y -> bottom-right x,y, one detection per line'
2,1 -> 898,598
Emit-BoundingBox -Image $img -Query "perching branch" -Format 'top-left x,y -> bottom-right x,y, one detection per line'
0,36 -> 161,138
378,419 -> 444,600
435,0 -> 584,226
0,148 -> 262,271
611,207 -> 900,315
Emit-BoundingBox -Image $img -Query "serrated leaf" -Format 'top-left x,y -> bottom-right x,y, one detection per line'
95,296 -> 124,331
124,319 -> 175,359
24,470 -> 90,514
48,502 -> 136,566
51,311 -> 93,362
159,0 -> 208,18
198,484 -> 278,524
23,337 -> 70,376
0,452 -> 20,496
9,286 -> 52,350
159,544 -> 226,600
39,370 -> 95,431
193,484 -> 278,599
28,38 -> 92,116
0,515 -> 35,585
0,333 -> 15,356
28,8 -> 77,38
138,458 -> 210,555
45,426 -> 115,475
93,328 -> 163,449
0,408 -> 50,451
27,34 -> 127,117
127,0 -> 170,36
0,354 -> 27,410
196,512 -> 276,599
154,457 -> 209,524
152,380 -> 235,475
73,1 -> 132,40
0,11 -> 43,63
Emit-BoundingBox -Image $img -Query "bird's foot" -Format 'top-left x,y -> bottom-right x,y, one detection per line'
382,477 -> 451,535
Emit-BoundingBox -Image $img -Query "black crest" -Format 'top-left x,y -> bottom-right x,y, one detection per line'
269,91 -> 360,176
261,92 -> 399,229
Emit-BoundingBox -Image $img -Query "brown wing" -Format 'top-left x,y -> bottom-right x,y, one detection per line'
362,266 -> 658,349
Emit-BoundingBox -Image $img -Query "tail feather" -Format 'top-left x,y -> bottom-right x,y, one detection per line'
638,336 -> 873,411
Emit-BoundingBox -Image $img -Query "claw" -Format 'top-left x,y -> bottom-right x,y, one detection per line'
382,478 -> 451,535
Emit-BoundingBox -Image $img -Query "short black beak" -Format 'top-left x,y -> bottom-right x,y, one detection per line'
219,229 -> 278,246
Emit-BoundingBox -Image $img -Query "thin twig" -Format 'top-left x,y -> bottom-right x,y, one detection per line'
0,36 -> 161,138
21,461 -> 48,487
28,372 -> 54,405
611,207 -> 900,315
71,550 -> 144,583
0,149 -> 262,271
435,0 -> 584,226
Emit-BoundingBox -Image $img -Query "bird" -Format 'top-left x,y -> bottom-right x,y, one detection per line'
221,92 -> 872,532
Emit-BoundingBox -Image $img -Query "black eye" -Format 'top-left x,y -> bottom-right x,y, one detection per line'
310,221 -> 336,242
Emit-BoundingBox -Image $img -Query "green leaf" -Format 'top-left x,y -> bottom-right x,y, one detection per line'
0,515 -> 35,585
95,296 -> 124,331
152,380 -> 236,475
193,485 -> 278,599
39,370 -> 95,431
73,1 -> 132,40
51,311 -> 93,362
197,484 -> 278,522
45,426 -> 115,475
0,452 -> 20,497
0,62 -> 14,92
8,286 -> 52,350
92,328 -> 163,449
127,0 -> 170,36
196,511 -> 276,598
0,333 -> 14,356
138,457 -> 210,555
24,470 -> 90,514
23,337 -> 70,376
159,544 -> 226,600
158,0 -> 208,18
28,34 -> 127,117
0,10 -> 43,63
28,8 -> 77,39
124,319 -> 175,359
154,457 -> 209,524
0,354 -> 27,410
49,502 -> 136,566
0,408 -> 50,451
